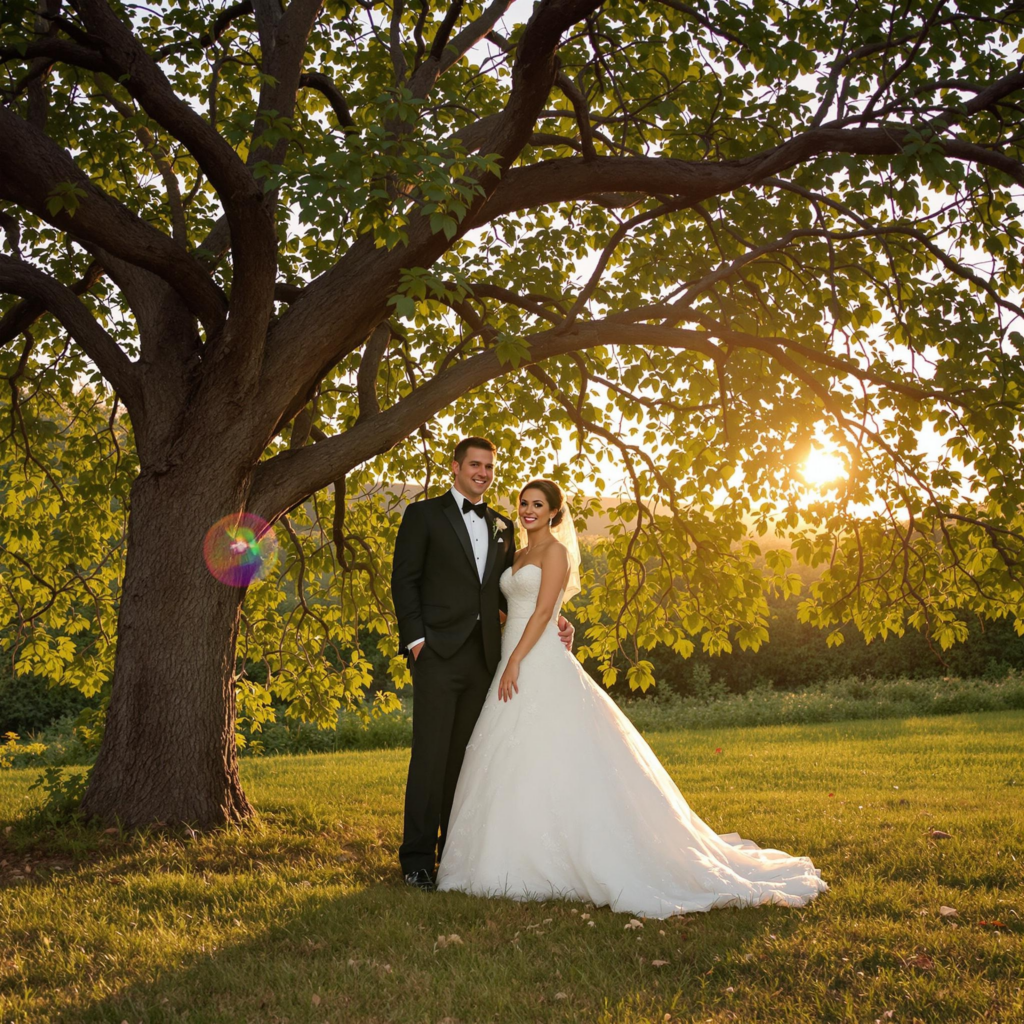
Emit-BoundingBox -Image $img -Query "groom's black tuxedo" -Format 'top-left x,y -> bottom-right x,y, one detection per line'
391,490 -> 516,875
392,490 -> 514,673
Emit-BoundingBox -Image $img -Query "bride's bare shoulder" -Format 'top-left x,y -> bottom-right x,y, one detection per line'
541,541 -> 570,570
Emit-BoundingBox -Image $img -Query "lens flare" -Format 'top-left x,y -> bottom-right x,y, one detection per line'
203,513 -> 278,587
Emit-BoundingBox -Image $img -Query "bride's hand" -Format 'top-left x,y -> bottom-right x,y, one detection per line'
498,660 -> 520,702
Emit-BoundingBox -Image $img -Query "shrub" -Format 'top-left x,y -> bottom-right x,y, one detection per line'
240,701 -> 414,756
618,673 -> 1024,732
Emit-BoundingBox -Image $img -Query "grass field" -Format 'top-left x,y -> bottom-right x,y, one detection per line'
1,712 -> 1022,1024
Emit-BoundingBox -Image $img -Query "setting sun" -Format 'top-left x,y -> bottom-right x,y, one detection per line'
802,448 -> 846,487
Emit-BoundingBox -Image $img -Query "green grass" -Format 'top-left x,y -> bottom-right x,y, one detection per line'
2,712 -> 1022,1024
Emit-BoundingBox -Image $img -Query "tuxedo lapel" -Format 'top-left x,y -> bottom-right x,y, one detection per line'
442,492 -> 477,576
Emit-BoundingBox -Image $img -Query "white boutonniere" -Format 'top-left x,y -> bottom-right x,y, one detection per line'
492,517 -> 508,540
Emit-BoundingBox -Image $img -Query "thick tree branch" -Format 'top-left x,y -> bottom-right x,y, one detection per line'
390,0 -> 409,83
250,320 -> 722,517
0,36 -> 107,75
261,0 -> 605,436
299,71 -> 356,130
252,0 -> 284,53
253,0 -> 325,145
71,0 -> 263,213
0,254 -> 139,406
0,259 -> 103,352
468,114 -> 1024,226
0,106 -> 226,331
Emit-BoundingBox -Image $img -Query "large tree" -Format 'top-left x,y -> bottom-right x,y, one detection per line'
3,0 -> 1024,826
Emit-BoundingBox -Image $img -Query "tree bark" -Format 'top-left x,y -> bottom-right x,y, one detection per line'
80,460 -> 255,827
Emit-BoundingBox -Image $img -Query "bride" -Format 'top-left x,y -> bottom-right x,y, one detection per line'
435,479 -> 827,918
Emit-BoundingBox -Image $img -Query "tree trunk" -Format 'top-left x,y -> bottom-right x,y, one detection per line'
80,460 -> 255,828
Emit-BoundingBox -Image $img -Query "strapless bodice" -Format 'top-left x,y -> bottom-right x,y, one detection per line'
500,564 -> 564,626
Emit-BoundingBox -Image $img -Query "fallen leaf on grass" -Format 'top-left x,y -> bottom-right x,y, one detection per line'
554,992 -> 568,1000
928,830 -> 953,840
904,953 -> 934,970
435,933 -> 464,949
979,920 -> 1007,928
939,906 -> 958,918
311,994 -> 322,1006
104,827 -> 118,835
651,960 -> 670,967
625,918 -> 644,930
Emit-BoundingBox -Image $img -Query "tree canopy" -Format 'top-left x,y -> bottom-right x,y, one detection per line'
3,0 -> 1024,821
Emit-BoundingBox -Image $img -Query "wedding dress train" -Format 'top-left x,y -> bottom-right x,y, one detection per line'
435,564 -> 827,918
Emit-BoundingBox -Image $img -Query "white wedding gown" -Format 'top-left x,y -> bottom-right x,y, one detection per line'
435,564 -> 827,918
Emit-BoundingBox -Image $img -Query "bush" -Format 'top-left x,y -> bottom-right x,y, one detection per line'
0,667 -> 100,735
618,673 -> 1024,732
240,701 -> 414,756
0,716 -> 94,769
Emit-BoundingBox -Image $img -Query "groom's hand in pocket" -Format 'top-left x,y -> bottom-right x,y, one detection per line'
557,616 -> 574,651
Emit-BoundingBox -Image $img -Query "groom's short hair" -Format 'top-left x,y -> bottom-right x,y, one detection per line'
453,436 -> 496,464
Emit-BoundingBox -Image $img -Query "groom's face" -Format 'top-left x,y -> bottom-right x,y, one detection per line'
452,447 -> 494,501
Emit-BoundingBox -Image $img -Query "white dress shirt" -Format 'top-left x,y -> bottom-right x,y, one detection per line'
408,486 -> 489,652
452,484 -> 490,583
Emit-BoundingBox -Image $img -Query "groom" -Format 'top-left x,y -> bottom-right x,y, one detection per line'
391,437 -> 572,889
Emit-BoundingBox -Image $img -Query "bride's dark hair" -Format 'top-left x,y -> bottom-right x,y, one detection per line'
520,479 -> 565,527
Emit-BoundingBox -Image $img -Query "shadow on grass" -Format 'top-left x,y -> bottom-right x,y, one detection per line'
1,808 -> 815,1024
68,873 -> 814,1024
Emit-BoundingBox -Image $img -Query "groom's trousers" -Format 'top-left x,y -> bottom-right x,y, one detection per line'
400,622 -> 490,875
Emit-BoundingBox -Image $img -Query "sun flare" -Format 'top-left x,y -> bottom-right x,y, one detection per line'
801,448 -> 846,487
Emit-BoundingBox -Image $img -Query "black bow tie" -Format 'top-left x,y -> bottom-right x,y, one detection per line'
462,499 -> 487,518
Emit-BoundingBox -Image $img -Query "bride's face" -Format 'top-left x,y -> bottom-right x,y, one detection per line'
518,488 -> 554,534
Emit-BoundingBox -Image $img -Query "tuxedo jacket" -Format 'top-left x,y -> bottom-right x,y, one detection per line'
391,491 -> 516,674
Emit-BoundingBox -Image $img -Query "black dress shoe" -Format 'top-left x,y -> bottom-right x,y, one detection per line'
404,868 -> 435,890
